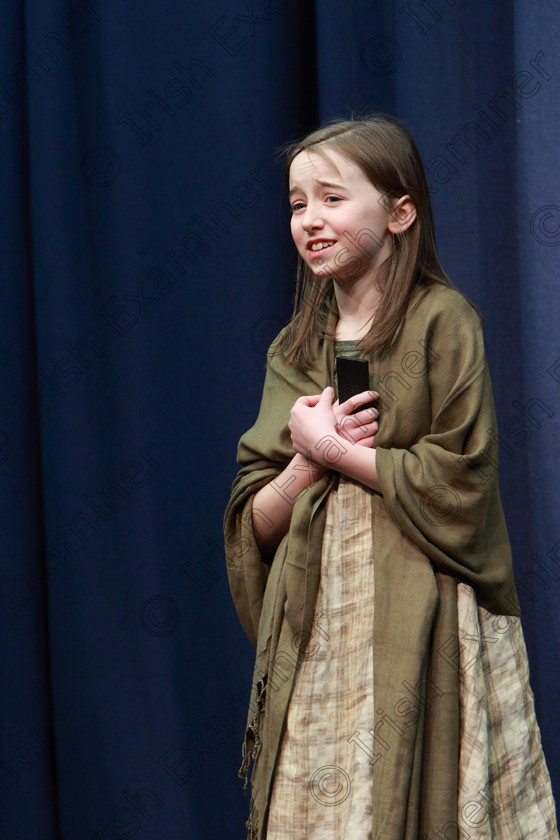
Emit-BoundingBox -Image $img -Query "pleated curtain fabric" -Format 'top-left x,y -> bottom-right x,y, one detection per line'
0,0 -> 558,837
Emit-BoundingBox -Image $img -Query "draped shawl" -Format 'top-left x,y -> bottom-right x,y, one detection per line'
223,284 -> 521,840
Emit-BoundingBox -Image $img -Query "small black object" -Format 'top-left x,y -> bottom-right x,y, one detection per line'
335,356 -> 377,414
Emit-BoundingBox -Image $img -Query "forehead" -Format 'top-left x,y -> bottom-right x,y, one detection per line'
288,148 -> 365,190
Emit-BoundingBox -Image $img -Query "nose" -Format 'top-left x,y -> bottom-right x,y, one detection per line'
301,204 -> 325,232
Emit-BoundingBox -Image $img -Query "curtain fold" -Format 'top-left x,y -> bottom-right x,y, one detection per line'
1,0 -> 558,837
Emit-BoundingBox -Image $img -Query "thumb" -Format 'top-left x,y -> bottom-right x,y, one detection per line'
320,386 -> 335,404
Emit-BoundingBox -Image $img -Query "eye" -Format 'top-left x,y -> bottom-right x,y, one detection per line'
291,201 -> 305,213
325,196 -> 341,203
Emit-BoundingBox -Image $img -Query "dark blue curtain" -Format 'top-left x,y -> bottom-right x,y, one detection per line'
1,1 -> 558,837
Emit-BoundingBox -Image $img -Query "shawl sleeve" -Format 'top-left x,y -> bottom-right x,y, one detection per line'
375,290 -> 520,615
223,330 -> 308,647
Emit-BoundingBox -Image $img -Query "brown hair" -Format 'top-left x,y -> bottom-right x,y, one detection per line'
271,114 -> 458,370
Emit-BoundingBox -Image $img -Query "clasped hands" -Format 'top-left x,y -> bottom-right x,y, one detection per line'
288,387 -> 379,470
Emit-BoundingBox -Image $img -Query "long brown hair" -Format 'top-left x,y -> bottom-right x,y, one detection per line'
272,114 -> 457,370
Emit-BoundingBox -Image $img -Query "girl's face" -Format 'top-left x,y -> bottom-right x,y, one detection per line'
288,148 -> 396,286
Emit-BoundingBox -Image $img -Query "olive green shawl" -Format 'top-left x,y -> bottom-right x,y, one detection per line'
224,285 -> 520,840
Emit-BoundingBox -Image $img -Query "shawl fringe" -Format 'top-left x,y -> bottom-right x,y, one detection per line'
238,674 -> 268,795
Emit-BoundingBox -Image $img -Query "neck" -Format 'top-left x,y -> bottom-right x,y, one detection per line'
332,273 -> 381,339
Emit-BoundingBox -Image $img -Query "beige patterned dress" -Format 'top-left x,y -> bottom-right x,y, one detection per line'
265,341 -> 558,840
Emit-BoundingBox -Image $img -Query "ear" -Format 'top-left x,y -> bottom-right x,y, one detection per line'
387,195 -> 417,234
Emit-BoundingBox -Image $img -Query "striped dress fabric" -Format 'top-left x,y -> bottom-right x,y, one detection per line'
265,475 -> 559,839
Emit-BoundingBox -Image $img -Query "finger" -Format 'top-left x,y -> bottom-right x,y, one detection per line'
337,418 -> 369,444
353,405 -> 379,421
318,386 -> 335,404
356,435 -> 376,448
356,420 -> 379,434
338,415 -> 379,443
353,390 -> 378,407
338,411 -> 377,431
295,393 -> 323,407
339,390 -> 378,414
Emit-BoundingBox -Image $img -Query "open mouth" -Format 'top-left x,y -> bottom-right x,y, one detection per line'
307,240 -> 336,259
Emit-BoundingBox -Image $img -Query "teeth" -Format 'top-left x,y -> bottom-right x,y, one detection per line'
310,241 -> 335,251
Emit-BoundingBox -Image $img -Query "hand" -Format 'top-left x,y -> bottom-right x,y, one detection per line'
289,387 -> 378,470
289,387 -> 342,468
332,390 -> 379,448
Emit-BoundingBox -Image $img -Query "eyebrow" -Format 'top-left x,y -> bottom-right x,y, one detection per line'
288,179 -> 347,198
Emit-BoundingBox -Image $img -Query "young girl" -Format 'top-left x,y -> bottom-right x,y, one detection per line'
224,115 -> 558,840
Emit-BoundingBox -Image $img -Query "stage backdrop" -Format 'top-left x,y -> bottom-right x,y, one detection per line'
1,1 -> 559,837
